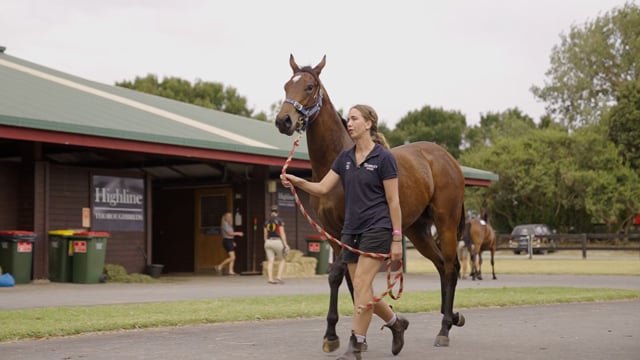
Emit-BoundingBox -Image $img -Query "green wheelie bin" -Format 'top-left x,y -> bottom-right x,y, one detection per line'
71,231 -> 110,284
48,230 -> 75,282
0,230 -> 37,284
305,235 -> 330,274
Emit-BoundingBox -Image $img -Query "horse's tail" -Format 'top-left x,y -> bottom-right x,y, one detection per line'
458,204 -> 466,242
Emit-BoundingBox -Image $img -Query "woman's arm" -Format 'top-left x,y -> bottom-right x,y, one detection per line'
224,221 -> 243,237
281,170 -> 340,197
280,225 -> 288,247
384,177 -> 402,261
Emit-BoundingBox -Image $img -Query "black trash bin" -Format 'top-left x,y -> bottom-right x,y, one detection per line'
48,230 -> 75,282
0,230 -> 37,284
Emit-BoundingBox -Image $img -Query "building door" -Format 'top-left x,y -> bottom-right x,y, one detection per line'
194,187 -> 232,272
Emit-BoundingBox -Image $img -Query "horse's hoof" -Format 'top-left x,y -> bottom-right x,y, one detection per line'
477,275 -> 483,280
323,337 -> 340,353
434,335 -> 450,347
456,314 -> 466,327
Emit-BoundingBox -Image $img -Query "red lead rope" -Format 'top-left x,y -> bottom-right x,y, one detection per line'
281,133 -> 404,313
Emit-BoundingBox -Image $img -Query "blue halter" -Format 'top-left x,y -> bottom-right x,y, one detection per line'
284,76 -> 324,133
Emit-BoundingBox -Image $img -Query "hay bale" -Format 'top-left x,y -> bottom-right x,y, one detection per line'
261,255 -> 318,278
286,249 -> 304,262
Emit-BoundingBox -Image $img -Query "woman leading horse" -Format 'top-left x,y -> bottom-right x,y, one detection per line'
275,55 -> 466,352
282,104 -> 409,359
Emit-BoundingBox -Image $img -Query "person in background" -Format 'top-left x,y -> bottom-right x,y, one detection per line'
282,104 -> 408,359
458,224 -> 471,279
215,212 -> 243,276
263,205 -> 289,284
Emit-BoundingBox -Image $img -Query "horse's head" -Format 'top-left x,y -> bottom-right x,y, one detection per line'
275,54 -> 326,136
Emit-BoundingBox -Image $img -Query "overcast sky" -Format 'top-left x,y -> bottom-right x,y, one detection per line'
1,0 -> 632,128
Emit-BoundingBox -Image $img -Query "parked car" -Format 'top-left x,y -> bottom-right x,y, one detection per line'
509,224 -> 556,254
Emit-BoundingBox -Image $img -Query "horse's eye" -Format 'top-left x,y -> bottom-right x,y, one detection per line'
306,84 -> 314,92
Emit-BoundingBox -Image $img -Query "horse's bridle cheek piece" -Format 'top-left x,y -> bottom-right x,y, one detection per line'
284,72 -> 324,133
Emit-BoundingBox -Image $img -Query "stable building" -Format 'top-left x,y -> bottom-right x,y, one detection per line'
0,48 -> 498,280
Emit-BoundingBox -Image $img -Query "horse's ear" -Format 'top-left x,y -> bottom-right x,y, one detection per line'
313,55 -> 326,75
289,54 -> 301,73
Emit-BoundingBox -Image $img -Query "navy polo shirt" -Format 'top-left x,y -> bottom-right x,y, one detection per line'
331,143 -> 398,234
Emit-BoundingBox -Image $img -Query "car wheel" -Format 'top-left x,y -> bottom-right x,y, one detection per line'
513,250 -> 521,255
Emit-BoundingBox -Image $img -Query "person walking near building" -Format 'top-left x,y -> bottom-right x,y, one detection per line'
264,205 -> 289,284
281,104 -> 408,359
215,212 -> 243,276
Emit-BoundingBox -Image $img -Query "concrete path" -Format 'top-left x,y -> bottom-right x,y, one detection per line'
1,301 -> 638,360
1,273 -> 639,310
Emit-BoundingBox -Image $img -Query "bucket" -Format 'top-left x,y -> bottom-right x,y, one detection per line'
146,264 -> 164,278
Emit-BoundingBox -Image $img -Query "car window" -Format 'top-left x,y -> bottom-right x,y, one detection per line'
513,227 -> 528,235
533,225 -> 550,235
513,225 -> 551,236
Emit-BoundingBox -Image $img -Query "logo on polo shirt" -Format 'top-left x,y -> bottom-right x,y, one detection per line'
363,163 -> 378,171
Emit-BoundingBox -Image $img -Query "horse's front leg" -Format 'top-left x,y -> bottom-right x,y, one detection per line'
323,256 -> 349,352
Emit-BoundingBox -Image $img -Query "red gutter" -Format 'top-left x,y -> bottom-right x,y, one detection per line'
1,125 -> 493,186
0,125 -> 311,169
463,178 -> 493,187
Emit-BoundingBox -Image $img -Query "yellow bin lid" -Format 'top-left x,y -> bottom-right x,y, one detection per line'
48,230 -> 75,236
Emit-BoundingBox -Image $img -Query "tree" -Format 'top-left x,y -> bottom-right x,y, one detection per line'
606,80 -> 640,173
531,3 -> 640,129
390,106 -> 466,158
461,127 -> 640,233
464,108 -> 536,149
570,126 -> 640,232
116,74 -> 260,119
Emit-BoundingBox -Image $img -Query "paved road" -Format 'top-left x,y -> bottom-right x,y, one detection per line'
1,273 -> 639,359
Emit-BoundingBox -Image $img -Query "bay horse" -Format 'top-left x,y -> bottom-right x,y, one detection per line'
274,55 -> 466,349
465,213 -> 497,280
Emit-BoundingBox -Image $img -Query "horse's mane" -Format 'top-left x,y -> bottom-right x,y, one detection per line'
297,65 -> 348,132
338,111 -> 348,131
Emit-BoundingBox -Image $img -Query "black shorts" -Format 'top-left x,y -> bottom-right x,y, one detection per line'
222,238 -> 235,252
341,228 -> 391,264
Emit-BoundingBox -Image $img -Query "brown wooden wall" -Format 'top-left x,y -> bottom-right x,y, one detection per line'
49,165 -> 90,229
0,163 -> 19,229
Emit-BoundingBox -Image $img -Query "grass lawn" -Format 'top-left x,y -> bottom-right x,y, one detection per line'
0,249 -> 637,342
405,249 -> 640,275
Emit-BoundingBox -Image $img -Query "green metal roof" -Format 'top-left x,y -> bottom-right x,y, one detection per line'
0,51 -> 498,183
0,52 -> 306,160
461,165 -> 499,182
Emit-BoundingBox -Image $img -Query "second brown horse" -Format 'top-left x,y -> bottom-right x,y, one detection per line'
465,217 -> 497,280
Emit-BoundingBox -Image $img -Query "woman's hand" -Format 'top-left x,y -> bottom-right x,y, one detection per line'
281,174 -> 298,188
